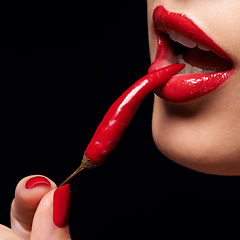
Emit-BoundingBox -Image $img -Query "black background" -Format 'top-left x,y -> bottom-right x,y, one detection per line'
0,1 -> 240,239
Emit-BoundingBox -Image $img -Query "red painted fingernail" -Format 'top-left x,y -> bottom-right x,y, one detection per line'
53,184 -> 71,228
25,176 -> 51,189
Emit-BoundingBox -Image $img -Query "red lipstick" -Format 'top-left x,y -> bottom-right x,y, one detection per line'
149,5 -> 235,103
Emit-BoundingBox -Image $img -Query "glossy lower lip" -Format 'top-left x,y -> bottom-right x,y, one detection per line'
149,5 -> 235,104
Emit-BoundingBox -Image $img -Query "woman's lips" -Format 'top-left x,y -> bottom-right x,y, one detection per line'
149,5 -> 235,104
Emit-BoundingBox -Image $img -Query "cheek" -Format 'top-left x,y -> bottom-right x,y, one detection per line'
147,16 -> 155,62
147,0 -> 160,63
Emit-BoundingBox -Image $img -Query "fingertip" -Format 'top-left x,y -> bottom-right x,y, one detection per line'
14,175 -> 56,211
53,184 -> 71,228
11,175 -> 57,239
31,187 -> 72,239
25,176 -> 51,189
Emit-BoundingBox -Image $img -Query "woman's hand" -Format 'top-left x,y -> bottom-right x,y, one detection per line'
1,175 -> 71,240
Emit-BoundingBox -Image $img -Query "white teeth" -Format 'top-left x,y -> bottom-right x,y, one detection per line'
167,30 -> 210,51
192,66 -> 204,74
185,62 -> 193,73
204,69 -> 215,73
198,44 -> 210,51
166,31 -> 215,74
176,34 -> 197,48
178,55 -> 185,64
167,30 -> 179,42
177,55 -> 215,74
167,30 -> 197,48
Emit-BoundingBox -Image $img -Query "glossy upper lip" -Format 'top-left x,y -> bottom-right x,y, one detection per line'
153,5 -> 231,63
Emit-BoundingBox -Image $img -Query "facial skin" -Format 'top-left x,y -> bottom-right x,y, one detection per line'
147,0 -> 240,175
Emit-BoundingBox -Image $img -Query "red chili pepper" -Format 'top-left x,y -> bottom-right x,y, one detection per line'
59,64 -> 184,186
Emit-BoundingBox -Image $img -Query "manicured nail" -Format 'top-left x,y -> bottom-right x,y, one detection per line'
53,184 -> 71,228
25,176 -> 51,189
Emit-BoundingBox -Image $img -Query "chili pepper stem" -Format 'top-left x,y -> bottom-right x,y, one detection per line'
58,164 -> 85,187
58,154 -> 96,187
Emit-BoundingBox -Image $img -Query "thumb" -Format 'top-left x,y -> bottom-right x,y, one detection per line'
10,175 -> 56,239
30,184 -> 71,240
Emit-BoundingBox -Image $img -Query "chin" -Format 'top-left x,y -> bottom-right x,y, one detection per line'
152,96 -> 240,176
